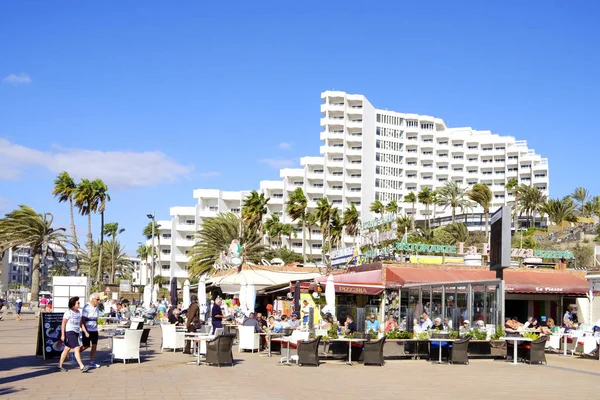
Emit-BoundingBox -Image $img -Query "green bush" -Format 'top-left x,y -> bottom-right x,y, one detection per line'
470,329 -> 488,340
490,326 -> 505,340
523,331 -> 540,341
385,329 -> 413,339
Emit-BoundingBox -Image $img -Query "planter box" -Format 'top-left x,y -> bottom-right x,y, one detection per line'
383,339 -> 429,359
490,340 -> 507,358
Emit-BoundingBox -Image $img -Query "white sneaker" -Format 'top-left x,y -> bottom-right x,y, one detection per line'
88,362 -> 101,369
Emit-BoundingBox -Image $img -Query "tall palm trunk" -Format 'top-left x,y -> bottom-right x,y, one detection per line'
156,235 -> 161,280
31,251 -> 41,302
307,224 -> 313,260
86,212 -> 93,283
484,208 -> 490,243
110,238 -> 116,283
411,201 -> 416,231
96,211 -> 105,284
302,218 -> 306,263
69,198 -> 78,249
452,206 -> 456,223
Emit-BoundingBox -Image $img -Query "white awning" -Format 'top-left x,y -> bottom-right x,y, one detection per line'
209,269 -> 322,294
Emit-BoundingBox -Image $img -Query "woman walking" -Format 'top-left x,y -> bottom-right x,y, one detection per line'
15,297 -> 23,321
57,296 -> 90,372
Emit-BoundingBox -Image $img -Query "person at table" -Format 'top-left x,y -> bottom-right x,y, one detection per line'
120,305 -> 132,321
256,312 -> 268,331
211,297 -> 225,335
365,313 -> 380,333
288,313 -> 301,330
57,296 -> 89,373
384,314 -> 398,333
80,293 -> 102,369
523,316 -> 535,329
321,315 -> 334,331
432,317 -> 444,331
443,317 -> 452,330
344,315 -> 357,334
562,317 -> 574,331
268,316 -> 283,333
243,312 -> 261,333
184,295 -> 200,354
540,318 -> 559,335
275,310 -> 283,321
280,314 -> 291,329
460,320 -> 471,336
169,308 -> 184,326
421,312 -> 433,330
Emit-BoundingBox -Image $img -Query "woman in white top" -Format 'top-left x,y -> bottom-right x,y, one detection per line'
57,296 -> 90,372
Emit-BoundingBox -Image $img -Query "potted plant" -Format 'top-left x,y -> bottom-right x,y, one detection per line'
489,326 -> 506,358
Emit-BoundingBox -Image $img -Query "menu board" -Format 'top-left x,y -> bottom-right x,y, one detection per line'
36,312 -> 66,359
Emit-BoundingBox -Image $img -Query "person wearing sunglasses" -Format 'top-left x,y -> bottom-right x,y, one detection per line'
57,296 -> 90,373
80,293 -> 102,369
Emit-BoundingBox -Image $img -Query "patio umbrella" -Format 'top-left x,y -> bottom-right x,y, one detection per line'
293,281 -> 301,316
246,277 -> 256,315
324,274 -> 336,318
239,281 -> 248,316
169,277 -> 178,306
143,284 -> 151,308
152,284 -> 158,304
198,274 -> 207,321
183,279 -> 190,308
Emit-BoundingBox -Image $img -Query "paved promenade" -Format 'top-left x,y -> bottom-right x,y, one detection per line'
1,314 -> 600,399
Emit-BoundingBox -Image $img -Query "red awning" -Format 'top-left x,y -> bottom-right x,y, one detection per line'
317,269 -> 384,295
385,267 -> 589,295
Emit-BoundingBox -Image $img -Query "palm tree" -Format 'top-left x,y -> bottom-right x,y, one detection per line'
103,240 -> 132,283
48,263 -> 72,277
343,204 -> 360,244
430,190 -> 439,221
242,190 -> 270,234
136,244 -> 151,285
505,178 -> 519,228
417,187 -> 434,229
305,211 -> 317,260
385,200 -> 398,215
518,185 -> 547,228
443,223 -> 469,245
264,214 -> 283,248
404,192 -> 417,231
584,196 -> 600,218
281,223 -> 295,245
143,221 -> 161,281
540,197 -> 578,225
315,198 -> 332,254
187,213 -> 265,277
329,208 -> 344,249
103,222 -> 125,283
90,179 -> 110,284
286,188 -> 308,262
571,187 -> 590,216
436,181 -> 472,223
0,206 -> 71,301
52,172 -> 79,251
74,179 -> 94,260
370,200 -> 384,216
467,184 -> 493,242
396,216 -> 413,238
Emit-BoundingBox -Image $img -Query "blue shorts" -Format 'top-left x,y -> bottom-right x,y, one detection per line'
65,331 -> 80,348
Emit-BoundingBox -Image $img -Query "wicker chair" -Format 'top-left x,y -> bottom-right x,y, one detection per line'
527,335 -> 548,365
140,328 -> 151,354
449,336 -> 470,365
363,337 -> 386,366
205,333 -> 236,367
296,337 -> 321,367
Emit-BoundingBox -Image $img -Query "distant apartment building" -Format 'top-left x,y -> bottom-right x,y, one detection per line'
147,90 -> 549,279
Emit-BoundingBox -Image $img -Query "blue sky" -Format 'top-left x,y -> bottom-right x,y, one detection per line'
1,1 -> 599,255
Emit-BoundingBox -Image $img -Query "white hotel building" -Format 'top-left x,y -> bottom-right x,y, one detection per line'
147,91 -> 549,280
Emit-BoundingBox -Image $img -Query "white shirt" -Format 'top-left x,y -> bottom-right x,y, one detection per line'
63,309 -> 82,333
421,318 -> 433,330
82,304 -> 99,332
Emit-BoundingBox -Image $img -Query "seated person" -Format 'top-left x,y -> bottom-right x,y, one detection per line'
540,318 -> 559,335
168,308 -> 184,325
268,316 -> 282,333
344,315 -> 357,334
242,312 -> 261,333
384,314 -> 398,333
443,317 -> 452,330
120,305 -> 132,320
320,315 -> 333,331
144,305 -> 157,319
504,317 -> 521,333
432,317 -> 444,331
460,320 -> 471,336
288,313 -> 301,330
562,317 -> 574,331
256,313 -> 268,331
365,313 -> 380,333
280,314 -> 291,329
475,320 -> 486,332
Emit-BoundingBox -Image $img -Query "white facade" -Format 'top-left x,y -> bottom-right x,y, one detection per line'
151,90 -> 550,277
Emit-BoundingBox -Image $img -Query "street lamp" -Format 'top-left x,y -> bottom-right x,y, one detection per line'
147,212 -> 155,286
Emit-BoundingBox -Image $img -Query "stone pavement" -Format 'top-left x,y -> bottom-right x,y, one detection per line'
2,314 -> 600,400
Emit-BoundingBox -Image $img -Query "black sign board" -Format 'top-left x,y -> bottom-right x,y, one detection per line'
490,206 -> 512,278
36,312 -> 66,359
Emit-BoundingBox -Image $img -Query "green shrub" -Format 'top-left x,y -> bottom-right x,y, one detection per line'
470,329 -> 488,340
490,326 -> 505,340
523,331 -> 540,341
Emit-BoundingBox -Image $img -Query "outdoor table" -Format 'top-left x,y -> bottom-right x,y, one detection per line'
558,331 -> 574,356
278,336 -> 302,366
260,332 -> 284,357
501,336 -> 532,365
184,335 -> 215,365
184,332 -> 211,355
429,338 -> 455,364
328,338 -> 368,366
101,328 -> 126,361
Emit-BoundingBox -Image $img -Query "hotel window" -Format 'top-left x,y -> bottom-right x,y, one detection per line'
162,233 -> 171,239
421,123 -> 434,130
406,120 -> 418,127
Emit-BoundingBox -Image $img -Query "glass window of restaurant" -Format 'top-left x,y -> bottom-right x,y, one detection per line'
394,280 -> 503,328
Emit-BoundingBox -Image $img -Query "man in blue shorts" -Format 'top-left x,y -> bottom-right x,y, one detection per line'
80,293 -> 101,368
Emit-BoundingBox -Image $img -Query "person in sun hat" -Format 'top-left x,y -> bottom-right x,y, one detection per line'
460,320 -> 471,336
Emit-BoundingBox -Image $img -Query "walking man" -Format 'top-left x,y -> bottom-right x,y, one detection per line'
80,293 -> 101,368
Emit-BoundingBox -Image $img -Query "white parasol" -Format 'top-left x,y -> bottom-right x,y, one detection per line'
246,277 -> 256,315
152,284 -> 158,304
143,285 -> 151,309
198,274 -> 207,321
323,274 -> 336,318
183,279 -> 190,308
239,281 -> 248,316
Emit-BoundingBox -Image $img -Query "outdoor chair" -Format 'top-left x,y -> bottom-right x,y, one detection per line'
271,328 -> 293,354
205,333 -> 236,367
527,335 -> 548,365
140,328 -> 151,354
160,324 -> 185,352
363,337 -> 386,366
213,327 -> 225,337
449,336 -> 470,365
130,318 -> 145,330
295,337 -> 321,366
238,325 -> 260,353
112,329 -> 143,364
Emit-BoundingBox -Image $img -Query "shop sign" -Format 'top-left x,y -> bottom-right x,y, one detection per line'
338,286 -> 369,294
361,214 -> 395,230
535,287 -> 563,292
